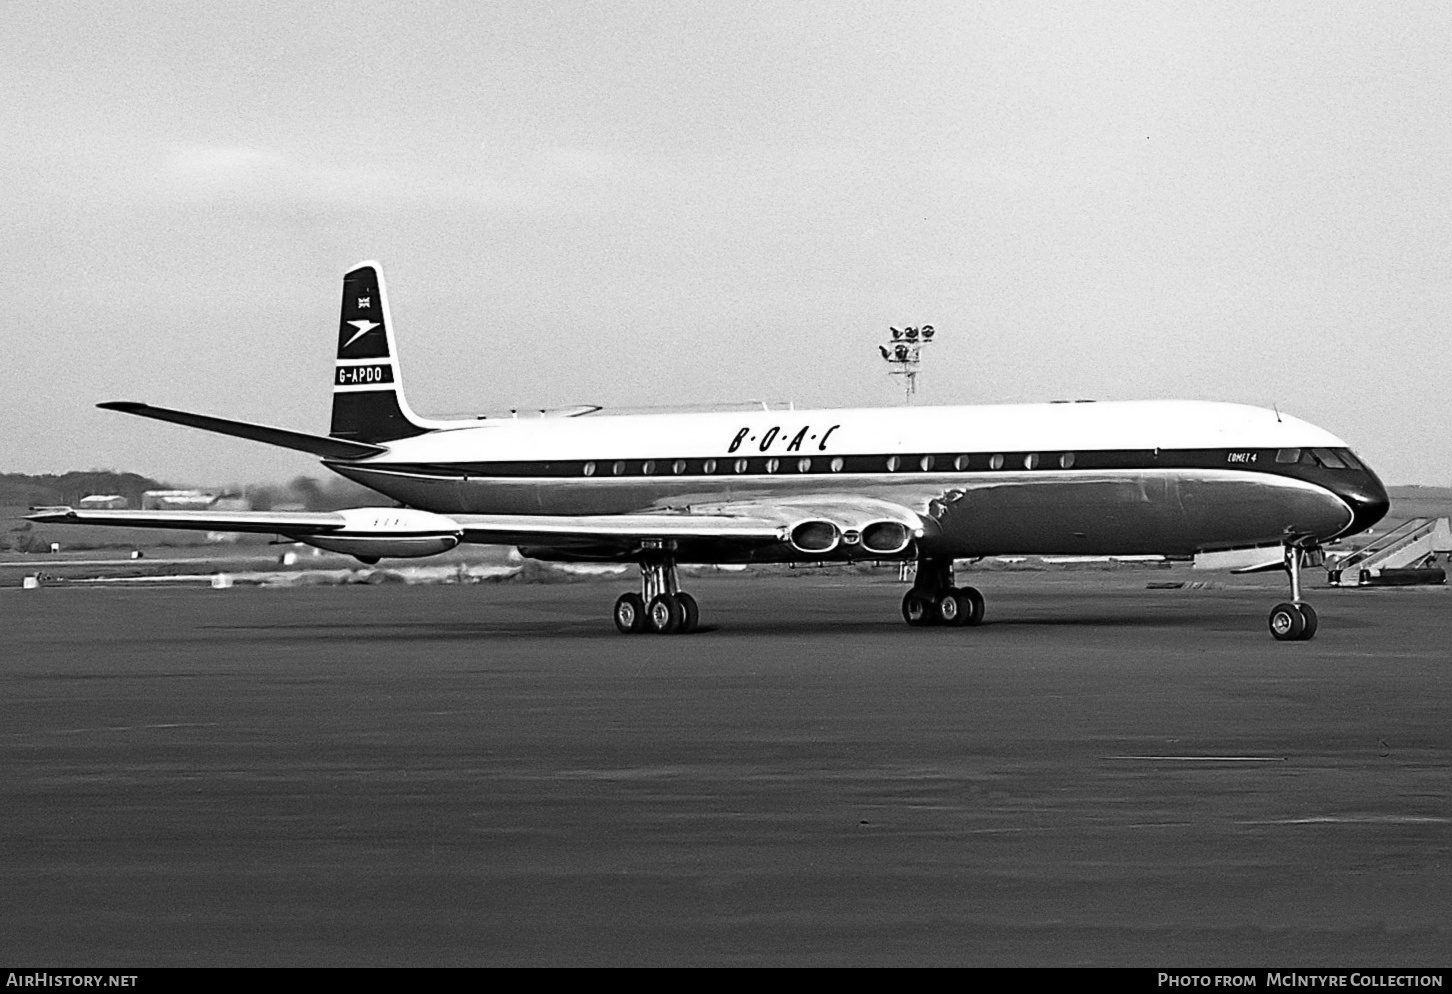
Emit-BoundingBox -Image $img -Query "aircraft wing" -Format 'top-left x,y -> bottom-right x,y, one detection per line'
27,507 -> 352,536
30,495 -> 928,561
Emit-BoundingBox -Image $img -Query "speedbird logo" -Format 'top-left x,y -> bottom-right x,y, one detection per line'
343,319 -> 380,348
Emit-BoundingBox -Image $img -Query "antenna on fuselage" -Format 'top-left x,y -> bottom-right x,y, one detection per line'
877,324 -> 936,404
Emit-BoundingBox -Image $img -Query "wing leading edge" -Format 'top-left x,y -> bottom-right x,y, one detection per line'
27,507 -> 353,536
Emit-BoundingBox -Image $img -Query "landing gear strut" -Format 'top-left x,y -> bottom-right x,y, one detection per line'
901,558 -> 984,628
1268,544 -> 1319,641
614,556 -> 700,635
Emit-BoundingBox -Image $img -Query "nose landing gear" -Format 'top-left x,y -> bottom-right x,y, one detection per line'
614,557 -> 700,635
1269,544 -> 1319,641
901,558 -> 985,628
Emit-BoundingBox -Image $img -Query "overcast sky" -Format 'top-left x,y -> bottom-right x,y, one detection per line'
4,1 -> 1449,486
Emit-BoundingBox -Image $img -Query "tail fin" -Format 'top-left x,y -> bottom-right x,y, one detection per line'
330,262 -> 432,443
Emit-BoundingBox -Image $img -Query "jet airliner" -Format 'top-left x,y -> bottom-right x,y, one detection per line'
32,262 -> 1390,640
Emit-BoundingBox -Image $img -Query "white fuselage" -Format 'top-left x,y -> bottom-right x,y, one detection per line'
320,399 -> 1387,562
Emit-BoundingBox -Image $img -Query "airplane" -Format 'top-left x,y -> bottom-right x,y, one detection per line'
31,262 -> 1390,641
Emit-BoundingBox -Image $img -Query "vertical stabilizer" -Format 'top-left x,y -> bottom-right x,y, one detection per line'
330,262 -> 432,443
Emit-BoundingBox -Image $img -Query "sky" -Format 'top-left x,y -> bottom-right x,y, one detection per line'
4,1 -> 1450,486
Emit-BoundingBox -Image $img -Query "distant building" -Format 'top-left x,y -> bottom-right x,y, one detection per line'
142,489 -> 218,510
78,494 -> 128,509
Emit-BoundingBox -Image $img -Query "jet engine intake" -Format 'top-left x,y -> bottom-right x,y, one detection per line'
860,520 -> 913,555
789,519 -> 841,554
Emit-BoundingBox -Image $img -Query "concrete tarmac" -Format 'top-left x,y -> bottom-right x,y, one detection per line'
3,572 -> 1450,966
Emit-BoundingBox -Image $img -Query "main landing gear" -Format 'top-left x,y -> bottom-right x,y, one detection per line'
614,557 -> 700,635
1268,544 -> 1319,642
901,558 -> 985,628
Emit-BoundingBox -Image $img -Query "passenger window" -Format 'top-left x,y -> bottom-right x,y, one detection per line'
642,460 -> 655,475
1311,448 -> 1346,469
672,460 -> 686,474
1275,448 -> 1301,464
612,461 -> 625,476
830,457 -> 844,472
797,458 -> 811,473
954,455 -> 969,471
1024,453 -> 1039,469
920,455 -> 935,471
989,454 -> 1004,470
765,458 -> 779,473
734,458 -> 748,473
886,456 -> 900,472
1059,453 -> 1075,469
703,459 -> 717,473
583,462 -> 596,476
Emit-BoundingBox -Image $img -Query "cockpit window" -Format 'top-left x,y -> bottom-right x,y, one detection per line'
1336,449 -> 1364,471
1275,448 -> 1301,464
1309,448 -> 1346,469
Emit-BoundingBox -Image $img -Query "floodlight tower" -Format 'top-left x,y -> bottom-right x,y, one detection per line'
877,325 -> 936,404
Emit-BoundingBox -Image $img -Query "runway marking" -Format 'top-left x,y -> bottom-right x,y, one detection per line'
8,721 -> 221,738
0,558 -> 275,568
63,575 -> 228,584
1240,815 -> 1451,826
1106,755 -> 1286,762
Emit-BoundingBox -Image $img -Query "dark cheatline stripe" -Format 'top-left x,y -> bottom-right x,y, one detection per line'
349,447 -> 1367,490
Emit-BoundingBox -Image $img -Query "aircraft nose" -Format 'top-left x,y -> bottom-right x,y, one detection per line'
1337,469 -> 1390,539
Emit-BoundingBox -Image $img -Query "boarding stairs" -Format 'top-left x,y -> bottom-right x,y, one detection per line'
1327,517 -> 1452,586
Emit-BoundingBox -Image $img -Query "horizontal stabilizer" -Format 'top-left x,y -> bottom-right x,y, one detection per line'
99,402 -> 386,459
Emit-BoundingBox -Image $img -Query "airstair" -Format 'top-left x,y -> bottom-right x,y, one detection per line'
1327,517 -> 1451,586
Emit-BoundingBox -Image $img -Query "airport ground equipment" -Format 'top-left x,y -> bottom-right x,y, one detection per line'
1327,517 -> 1450,587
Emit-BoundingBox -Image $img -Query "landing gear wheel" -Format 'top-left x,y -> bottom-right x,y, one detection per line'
959,586 -> 986,626
614,593 -> 646,634
674,592 -> 700,634
1294,602 -> 1318,641
935,590 -> 966,626
1268,602 -> 1306,641
647,593 -> 683,634
902,590 -> 935,626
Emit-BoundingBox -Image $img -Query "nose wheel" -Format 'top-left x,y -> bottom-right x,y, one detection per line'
614,558 -> 700,634
1268,544 -> 1319,641
902,558 -> 985,627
